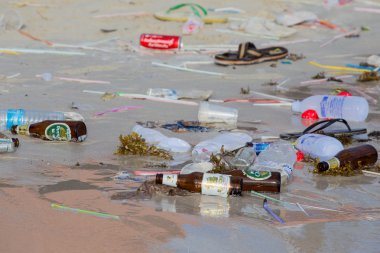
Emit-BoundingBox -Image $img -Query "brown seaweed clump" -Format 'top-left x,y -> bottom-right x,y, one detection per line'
240,86 -> 250,94
357,71 -> 380,82
209,153 -> 229,173
115,132 -> 172,160
287,53 -> 306,61
312,72 -> 326,79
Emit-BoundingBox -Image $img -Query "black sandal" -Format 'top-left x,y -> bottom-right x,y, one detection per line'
280,118 -> 367,140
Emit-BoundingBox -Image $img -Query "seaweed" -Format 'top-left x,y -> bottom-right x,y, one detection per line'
115,132 -> 172,160
312,72 -> 326,79
357,71 -> 380,82
240,86 -> 250,94
287,53 -> 305,61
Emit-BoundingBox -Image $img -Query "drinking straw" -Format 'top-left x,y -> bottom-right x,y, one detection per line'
260,39 -> 310,48
251,191 -> 344,212
51,203 -> 120,220
345,64 -> 380,72
0,48 -> 85,56
309,61 -> 369,73
249,91 -> 295,102
320,29 -> 360,48
263,198 -> 285,224
152,62 -> 225,76
92,11 -> 149,18
362,170 -> 380,176
94,105 -> 143,117
296,203 -> 310,217
354,7 -> 380,14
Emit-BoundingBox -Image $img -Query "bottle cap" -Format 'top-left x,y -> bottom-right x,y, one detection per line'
10,125 -> 18,134
336,91 -> 352,96
317,161 -> 329,172
301,109 -> 319,119
291,101 -> 301,112
12,138 -> 19,148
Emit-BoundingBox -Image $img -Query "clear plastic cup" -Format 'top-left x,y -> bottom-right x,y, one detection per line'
198,102 -> 238,125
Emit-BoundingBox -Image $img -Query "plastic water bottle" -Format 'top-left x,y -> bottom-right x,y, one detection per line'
132,125 -> 191,153
295,133 -> 344,161
291,95 -> 369,122
0,132 -> 19,153
248,141 -> 297,185
192,132 -> 252,162
229,143 -> 257,169
192,133 -> 252,162
0,109 -> 65,131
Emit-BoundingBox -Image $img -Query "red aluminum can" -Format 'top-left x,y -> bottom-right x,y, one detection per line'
140,33 -> 182,50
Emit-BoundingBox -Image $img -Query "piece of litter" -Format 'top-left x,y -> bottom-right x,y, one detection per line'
263,198 -> 285,224
0,48 -> 85,56
362,170 -> 380,176
152,62 -> 225,76
296,202 -> 310,217
94,105 -> 143,117
51,203 -> 120,220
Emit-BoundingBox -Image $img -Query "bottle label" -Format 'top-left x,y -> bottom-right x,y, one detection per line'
327,157 -> 340,169
201,173 -> 231,198
17,125 -> 30,135
0,138 -> 14,152
244,169 -> 272,181
45,123 -> 72,141
6,109 -> 25,129
320,96 -> 345,118
162,174 -> 178,187
281,163 -> 293,179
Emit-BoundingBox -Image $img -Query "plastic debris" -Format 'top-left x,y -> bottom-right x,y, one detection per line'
263,198 -> 285,224
51,203 -> 120,220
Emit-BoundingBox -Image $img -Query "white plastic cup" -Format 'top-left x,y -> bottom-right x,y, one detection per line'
198,102 -> 238,125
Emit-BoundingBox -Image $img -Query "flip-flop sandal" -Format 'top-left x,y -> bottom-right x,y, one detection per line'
154,3 -> 228,24
280,118 -> 367,140
214,42 -> 288,66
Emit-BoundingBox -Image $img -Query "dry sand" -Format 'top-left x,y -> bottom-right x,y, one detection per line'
1,0 -> 380,252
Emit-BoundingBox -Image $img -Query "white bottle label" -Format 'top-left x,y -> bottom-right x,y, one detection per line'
201,173 -> 231,198
320,96 -> 345,118
162,174 -> 178,187
280,163 -> 293,179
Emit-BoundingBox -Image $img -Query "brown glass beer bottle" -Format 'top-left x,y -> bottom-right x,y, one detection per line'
11,120 -> 87,142
220,169 -> 281,193
156,172 -> 243,197
317,144 -> 378,172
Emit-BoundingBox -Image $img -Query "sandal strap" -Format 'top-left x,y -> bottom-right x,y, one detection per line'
238,42 -> 262,59
303,118 -> 351,135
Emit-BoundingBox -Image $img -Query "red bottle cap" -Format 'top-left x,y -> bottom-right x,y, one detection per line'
296,150 -> 305,162
301,109 -> 319,120
336,91 -> 352,96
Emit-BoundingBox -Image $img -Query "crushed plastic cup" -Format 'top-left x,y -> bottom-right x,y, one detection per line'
198,102 -> 238,125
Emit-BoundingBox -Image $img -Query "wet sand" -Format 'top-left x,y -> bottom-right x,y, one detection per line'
1,0 -> 380,252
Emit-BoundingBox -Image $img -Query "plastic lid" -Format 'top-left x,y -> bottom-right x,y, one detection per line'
301,109 -> 319,119
291,101 -> 301,112
336,91 -> 352,96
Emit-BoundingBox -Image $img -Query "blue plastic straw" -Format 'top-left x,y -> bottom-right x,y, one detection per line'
263,198 -> 285,224
345,64 -> 380,72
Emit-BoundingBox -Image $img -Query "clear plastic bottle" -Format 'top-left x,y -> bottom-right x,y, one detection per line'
291,95 -> 369,121
295,133 -> 344,161
0,132 -> 19,153
229,143 -> 257,169
192,132 -> 252,162
132,125 -> 191,153
248,141 -> 297,185
0,109 -> 65,131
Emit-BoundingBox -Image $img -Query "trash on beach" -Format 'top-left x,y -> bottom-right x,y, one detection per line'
276,11 -> 318,27
263,198 -> 285,224
94,105 -> 143,117
51,203 -> 120,220
152,61 -> 225,76
182,15 -> 204,34
0,132 -> 19,153
229,17 -> 297,39
0,9 -> 23,31
36,74 -> 111,84
161,120 -> 209,133
320,29 -> 360,48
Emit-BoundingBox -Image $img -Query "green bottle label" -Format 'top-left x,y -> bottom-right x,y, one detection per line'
45,123 -> 71,141
244,169 -> 272,181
